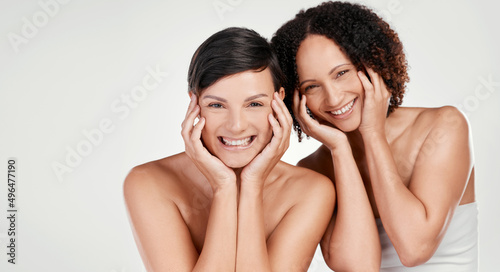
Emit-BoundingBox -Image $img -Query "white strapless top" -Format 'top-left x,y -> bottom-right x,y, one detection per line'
377,202 -> 478,272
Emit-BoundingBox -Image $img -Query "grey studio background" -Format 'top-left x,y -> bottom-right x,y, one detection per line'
0,0 -> 499,271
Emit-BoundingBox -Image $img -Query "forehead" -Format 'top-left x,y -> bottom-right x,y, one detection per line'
296,35 -> 351,74
201,68 -> 275,98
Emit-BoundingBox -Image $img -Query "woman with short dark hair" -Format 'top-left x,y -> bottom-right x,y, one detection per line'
124,27 -> 335,271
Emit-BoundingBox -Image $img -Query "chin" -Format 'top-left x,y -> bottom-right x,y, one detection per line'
337,124 -> 359,133
325,115 -> 362,133
219,155 -> 253,169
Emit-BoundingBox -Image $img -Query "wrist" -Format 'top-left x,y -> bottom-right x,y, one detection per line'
240,181 -> 264,197
325,134 -> 349,154
330,142 -> 353,157
212,181 -> 237,195
360,129 -> 386,142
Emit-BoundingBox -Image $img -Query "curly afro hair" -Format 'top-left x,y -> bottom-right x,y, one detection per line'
271,1 -> 409,141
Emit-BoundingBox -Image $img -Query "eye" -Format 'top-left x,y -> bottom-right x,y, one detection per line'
336,70 -> 348,78
208,103 -> 223,108
249,102 -> 263,107
304,84 -> 319,93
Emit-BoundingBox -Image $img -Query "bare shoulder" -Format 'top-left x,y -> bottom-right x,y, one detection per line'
400,106 -> 469,135
296,145 -> 333,178
417,106 -> 469,131
389,107 -> 470,147
123,152 -> 192,203
276,161 -> 335,204
123,153 -> 201,270
296,145 -> 321,169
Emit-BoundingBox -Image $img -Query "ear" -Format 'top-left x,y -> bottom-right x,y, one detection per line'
277,87 -> 285,100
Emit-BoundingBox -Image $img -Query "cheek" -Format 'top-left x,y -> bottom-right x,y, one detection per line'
250,110 -> 273,135
304,94 -> 322,114
262,116 -> 274,142
200,114 -> 218,141
345,75 -> 364,92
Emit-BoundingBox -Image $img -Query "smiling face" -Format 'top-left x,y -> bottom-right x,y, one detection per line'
296,34 -> 365,132
198,68 -> 281,169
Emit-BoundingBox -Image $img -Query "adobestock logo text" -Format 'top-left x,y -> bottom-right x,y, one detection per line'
8,0 -> 71,53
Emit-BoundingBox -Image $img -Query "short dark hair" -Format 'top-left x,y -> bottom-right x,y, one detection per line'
271,1 -> 410,140
188,27 -> 285,95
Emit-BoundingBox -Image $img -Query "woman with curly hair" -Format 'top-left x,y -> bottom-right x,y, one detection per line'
272,1 -> 477,271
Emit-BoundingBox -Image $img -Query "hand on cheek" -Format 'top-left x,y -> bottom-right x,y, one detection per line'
241,92 -> 292,188
181,94 -> 236,191
358,68 -> 391,137
292,89 -> 348,151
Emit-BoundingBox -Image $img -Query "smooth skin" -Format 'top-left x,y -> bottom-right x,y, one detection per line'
124,68 -> 335,272
294,35 -> 475,271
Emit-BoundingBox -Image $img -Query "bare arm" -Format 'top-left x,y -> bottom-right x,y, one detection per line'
266,174 -> 335,272
294,89 -> 381,271
235,92 -> 290,271
194,184 -> 238,271
235,92 -> 335,271
124,94 -> 240,271
359,70 -> 473,267
236,185 -> 271,271
320,144 -> 381,271
236,175 -> 335,272
124,167 -> 237,272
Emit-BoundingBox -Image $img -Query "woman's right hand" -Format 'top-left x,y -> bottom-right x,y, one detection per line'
293,89 -> 348,152
181,93 -> 236,191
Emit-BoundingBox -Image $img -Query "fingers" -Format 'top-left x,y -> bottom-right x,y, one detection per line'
357,70 -> 374,96
181,103 -> 200,138
365,67 -> 381,89
267,113 -> 283,149
298,94 -> 316,134
272,92 -> 292,131
183,113 -> 212,167
292,89 -> 311,134
181,94 -> 204,155
190,116 -> 205,145
268,93 -> 291,152
359,67 -> 391,100
181,94 -> 199,128
184,93 -> 198,119
292,89 -> 302,122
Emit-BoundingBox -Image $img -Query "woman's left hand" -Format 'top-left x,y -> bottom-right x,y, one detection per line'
240,92 -> 292,190
358,68 -> 391,137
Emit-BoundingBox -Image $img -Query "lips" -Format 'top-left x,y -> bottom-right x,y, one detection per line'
326,98 -> 356,120
331,98 -> 356,116
218,136 -> 255,147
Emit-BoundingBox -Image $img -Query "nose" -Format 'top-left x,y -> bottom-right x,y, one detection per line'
323,82 -> 345,108
225,109 -> 248,133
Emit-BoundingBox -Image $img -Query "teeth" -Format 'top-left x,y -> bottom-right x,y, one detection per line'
221,136 -> 252,146
332,99 -> 355,115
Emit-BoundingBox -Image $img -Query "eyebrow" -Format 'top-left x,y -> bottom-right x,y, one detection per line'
202,93 -> 269,102
244,93 -> 268,102
202,95 -> 227,102
298,63 -> 350,87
